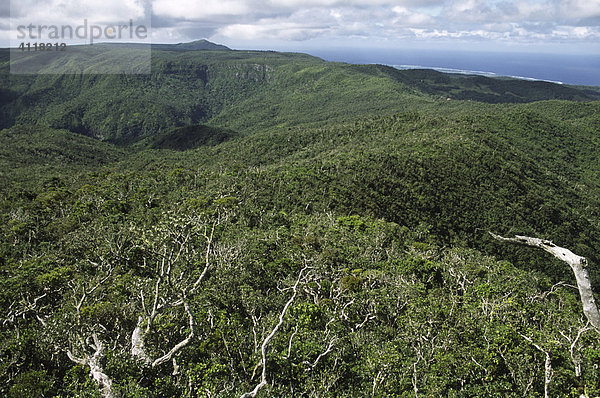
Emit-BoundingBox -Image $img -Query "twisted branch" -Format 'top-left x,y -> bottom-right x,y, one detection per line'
490,233 -> 600,331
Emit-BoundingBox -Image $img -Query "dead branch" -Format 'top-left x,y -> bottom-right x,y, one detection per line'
67,333 -> 114,398
190,220 -> 216,294
152,296 -> 196,368
240,267 -> 309,398
302,338 -> 337,370
75,265 -> 114,315
558,321 -> 591,378
490,233 -> 600,331
520,333 -> 552,398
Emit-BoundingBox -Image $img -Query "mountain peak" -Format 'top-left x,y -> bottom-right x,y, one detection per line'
171,40 -> 231,51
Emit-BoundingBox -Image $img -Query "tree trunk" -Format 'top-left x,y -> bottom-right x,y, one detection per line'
490,233 -> 600,331
67,334 -> 114,398
131,316 -> 150,363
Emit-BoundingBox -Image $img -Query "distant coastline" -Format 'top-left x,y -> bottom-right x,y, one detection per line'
307,48 -> 600,87
390,64 -> 565,85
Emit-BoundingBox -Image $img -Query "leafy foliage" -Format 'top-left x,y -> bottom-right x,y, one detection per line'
1,46 -> 598,142
1,43 -> 600,397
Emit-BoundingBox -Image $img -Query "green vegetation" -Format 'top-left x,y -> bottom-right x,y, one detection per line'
1,42 -> 600,397
147,125 -> 238,151
2,45 -> 598,142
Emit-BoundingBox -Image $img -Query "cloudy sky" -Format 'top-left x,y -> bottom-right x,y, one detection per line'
3,0 -> 600,54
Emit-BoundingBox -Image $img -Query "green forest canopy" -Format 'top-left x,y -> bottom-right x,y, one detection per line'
1,44 -> 600,397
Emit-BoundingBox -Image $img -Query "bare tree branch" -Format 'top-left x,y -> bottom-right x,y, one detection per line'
520,334 -> 553,398
67,334 -> 114,398
190,219 -> 216,294
302,337 -> 337,370
282,325 -> 298,360
559,321 -> 591,378
152,296 -> 196,368
240,267 -> 309,398
75,265 -> 114,315
490,233 -> 600,331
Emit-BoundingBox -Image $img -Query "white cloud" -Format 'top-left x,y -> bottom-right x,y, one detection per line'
557,0 -> 600,19
9,0 -> 147,24
5,0 -> 150,46
268,0 -> 445,7
151,25 -> 194,41
206,0 -> 600,47
552,24 -> 600,39
2,0 -> 600,48
443,0 -> 501,23
392,6 -> 435,26
153,0 -> 251,19
220,21 -> 328,41
151,0 -> 446,20
442,0 -> 600,25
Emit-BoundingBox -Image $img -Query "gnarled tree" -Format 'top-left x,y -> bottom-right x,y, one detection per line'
490,232 -> 600,331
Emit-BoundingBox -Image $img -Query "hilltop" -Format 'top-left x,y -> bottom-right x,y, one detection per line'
151,39 -> 231,51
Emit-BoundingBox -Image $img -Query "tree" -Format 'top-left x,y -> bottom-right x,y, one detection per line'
490,233 -> 600,331
491,233 -> 600,398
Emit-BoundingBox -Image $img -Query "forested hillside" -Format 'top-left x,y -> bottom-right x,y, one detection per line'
1,43 -> 600,397
2,44 -> 599,142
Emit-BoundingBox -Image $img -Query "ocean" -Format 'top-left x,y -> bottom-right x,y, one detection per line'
306,48 -> 600,87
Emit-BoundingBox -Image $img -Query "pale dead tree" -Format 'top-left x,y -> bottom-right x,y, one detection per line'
131,209 -> 230,369
130,315 -> 149,363
67,333 -> 114,398
14,224 -> 132,398
73,260 -> 114,315
1,291 -> 52,387
151,296 -> 196,368
130,227 -> 196,365
59,256 -> 118,397
411,353 -> 421,398
282,325 -> 298,360
558,321 -> 591,378
240,266 -> 310,398
301,322 -> 338,371
3,292 -> 48,326
490,233 -> 600,331
283,269 -> 353,371
368,358 -> 393,398
131,245 -> 186,365
519,333 -> 553,398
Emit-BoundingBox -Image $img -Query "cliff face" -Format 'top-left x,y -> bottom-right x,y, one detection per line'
0,50 -> 280,142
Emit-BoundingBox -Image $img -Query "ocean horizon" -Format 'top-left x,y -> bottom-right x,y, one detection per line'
307,48 -> 600,87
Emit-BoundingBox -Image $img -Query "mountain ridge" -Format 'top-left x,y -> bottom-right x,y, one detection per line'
1,44 -> 599,143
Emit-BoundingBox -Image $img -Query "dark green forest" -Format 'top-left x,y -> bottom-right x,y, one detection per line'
1,43 -> 600,397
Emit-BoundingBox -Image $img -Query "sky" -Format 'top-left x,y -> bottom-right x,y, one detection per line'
2,0 -> 600,54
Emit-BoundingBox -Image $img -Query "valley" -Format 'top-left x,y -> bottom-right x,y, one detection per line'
1,42 -> 600,397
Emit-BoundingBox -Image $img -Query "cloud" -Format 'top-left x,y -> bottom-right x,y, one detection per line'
0,2 -> 11,18
392,6 -> 435,26
152,22 -> 219,42
2,0 -> 599,49
552,24 -> 600,39
220,21 -> 328,41
152,0 -> 598,45
442,0 -> 600,26
151,0 -> 446,20
153,0 -> 251,19
444,0 -> 509,24
2,0 -> 151,46
6,0 -> 149,31
558,0 -> 600,19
